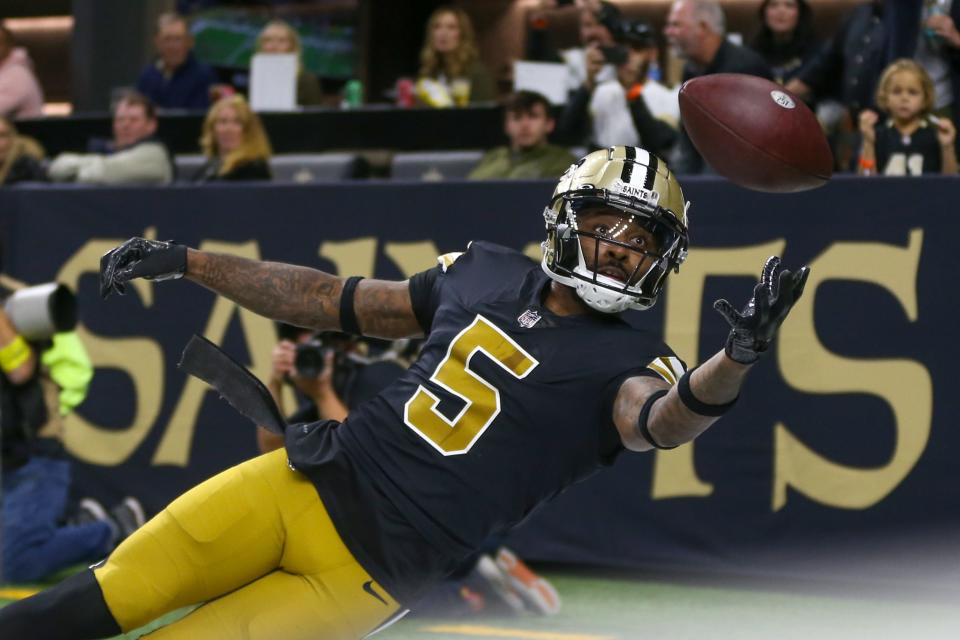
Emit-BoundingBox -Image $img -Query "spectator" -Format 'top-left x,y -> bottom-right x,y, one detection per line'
525,1 -> 622,95
135,12 -> 217,111
884,0 -> 960,136
0,116 -> 45,184
415,6 -> 495,107
858,58 -> 957,176
254,19 -> 324,107
47,91 -> 173,185
468,90 -> 575,180
0,21 -> 44,119
785,1 -> 902,171
785,1 -> 886,118
193,95 -> 272,182
0,293 -> 143,583
749,0 -> 819,85
558,20 -> 679,156
257,326 -> 408,454
664,0 -> 773,174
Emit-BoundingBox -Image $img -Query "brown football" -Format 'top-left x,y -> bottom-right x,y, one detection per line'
678,73 -> 833,192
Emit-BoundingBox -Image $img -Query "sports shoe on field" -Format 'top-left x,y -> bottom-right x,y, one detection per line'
76,496 -> 146,547
473,554 -> 527,614
76,497 -> 110,525
494,547 -> 561,616
110,497 -> 146,540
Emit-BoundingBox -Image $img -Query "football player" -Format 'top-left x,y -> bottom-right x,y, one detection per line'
0,146 -> 808,639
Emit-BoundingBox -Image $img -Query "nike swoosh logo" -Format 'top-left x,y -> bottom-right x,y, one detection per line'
363,580 -> 388,606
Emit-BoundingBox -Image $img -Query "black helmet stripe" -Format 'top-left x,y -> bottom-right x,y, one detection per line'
643,153 -> 659,190
620,146 -> 637,183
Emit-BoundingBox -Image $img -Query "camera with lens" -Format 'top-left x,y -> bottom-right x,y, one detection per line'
294,338 -> 335,379
292,331 -> 362,382
3,282 -> 78,341
2,283 -> 77,462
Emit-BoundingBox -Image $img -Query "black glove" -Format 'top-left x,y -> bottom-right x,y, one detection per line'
100,237 -> 188,300
713,256 -> 810,365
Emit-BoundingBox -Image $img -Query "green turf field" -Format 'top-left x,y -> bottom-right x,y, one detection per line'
3,569 -> 957,639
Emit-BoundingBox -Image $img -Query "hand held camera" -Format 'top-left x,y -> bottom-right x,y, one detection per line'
294,339 -> 331,379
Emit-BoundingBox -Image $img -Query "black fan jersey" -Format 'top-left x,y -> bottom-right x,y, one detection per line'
875,117 -> 942,176
286,242 -> 683,604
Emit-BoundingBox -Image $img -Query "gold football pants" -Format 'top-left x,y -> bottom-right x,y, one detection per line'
94,448 -> 401,639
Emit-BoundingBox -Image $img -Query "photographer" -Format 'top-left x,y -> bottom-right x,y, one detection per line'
558,20 -> 679,156
1,283 -> 143,583
525,1 -> 621,96
257,325 -> 406,454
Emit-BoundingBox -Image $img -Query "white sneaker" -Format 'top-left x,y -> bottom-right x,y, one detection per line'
110,497 -> 146,540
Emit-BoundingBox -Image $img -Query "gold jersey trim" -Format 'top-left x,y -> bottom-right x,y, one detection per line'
647,356 -> 685,385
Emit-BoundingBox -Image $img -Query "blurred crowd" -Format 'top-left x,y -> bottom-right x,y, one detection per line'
0,0 -> 957,183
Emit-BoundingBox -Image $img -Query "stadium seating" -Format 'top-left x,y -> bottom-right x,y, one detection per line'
173,154 -> 206,182
173,153 -> 363,183
390,150 -> 484,181
270,153 -> 362,183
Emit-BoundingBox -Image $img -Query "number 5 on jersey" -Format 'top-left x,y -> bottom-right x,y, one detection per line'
404,315 -> 539,455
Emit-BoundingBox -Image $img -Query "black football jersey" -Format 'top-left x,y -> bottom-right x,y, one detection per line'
875,117 -> 942,176
286,242 -> 683,604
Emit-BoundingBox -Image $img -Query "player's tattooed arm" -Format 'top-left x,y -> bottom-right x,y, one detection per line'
612,355 -> 750,452
614,257 -> 808,451
99,238 -> 424,337
187,251 -> 423,338
354,279 -> 423,339
187,250 -> 344,329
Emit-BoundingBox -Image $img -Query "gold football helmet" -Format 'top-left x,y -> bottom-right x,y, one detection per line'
542,146 -> 689,312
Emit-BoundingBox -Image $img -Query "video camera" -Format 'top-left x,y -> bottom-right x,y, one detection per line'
3,283 -> 77,341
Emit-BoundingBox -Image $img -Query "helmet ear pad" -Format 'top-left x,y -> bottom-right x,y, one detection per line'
554,221 -> 581,273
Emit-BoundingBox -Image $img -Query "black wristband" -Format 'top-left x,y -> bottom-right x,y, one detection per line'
636,388 -> 675,450
677,367 -> 738,417
339,276 -> 364,335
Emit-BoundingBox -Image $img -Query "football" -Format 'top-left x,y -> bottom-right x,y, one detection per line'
678,73 -> 833,192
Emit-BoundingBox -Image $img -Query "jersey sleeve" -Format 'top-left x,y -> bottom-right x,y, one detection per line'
645,356 -> 687,385
407,250 -> 466,334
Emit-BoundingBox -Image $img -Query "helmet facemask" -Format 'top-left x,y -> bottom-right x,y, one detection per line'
545,194 -> 686,312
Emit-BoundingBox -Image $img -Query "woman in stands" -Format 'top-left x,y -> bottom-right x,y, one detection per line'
193,95 -> 273,182
748,0 -> 818,86
255,19 -> 325,107
0,116 -> 45,185
415,6 -> 495,108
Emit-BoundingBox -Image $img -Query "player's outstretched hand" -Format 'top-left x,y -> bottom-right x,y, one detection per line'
100,237 -> 188,299
713,256 -> 810,365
